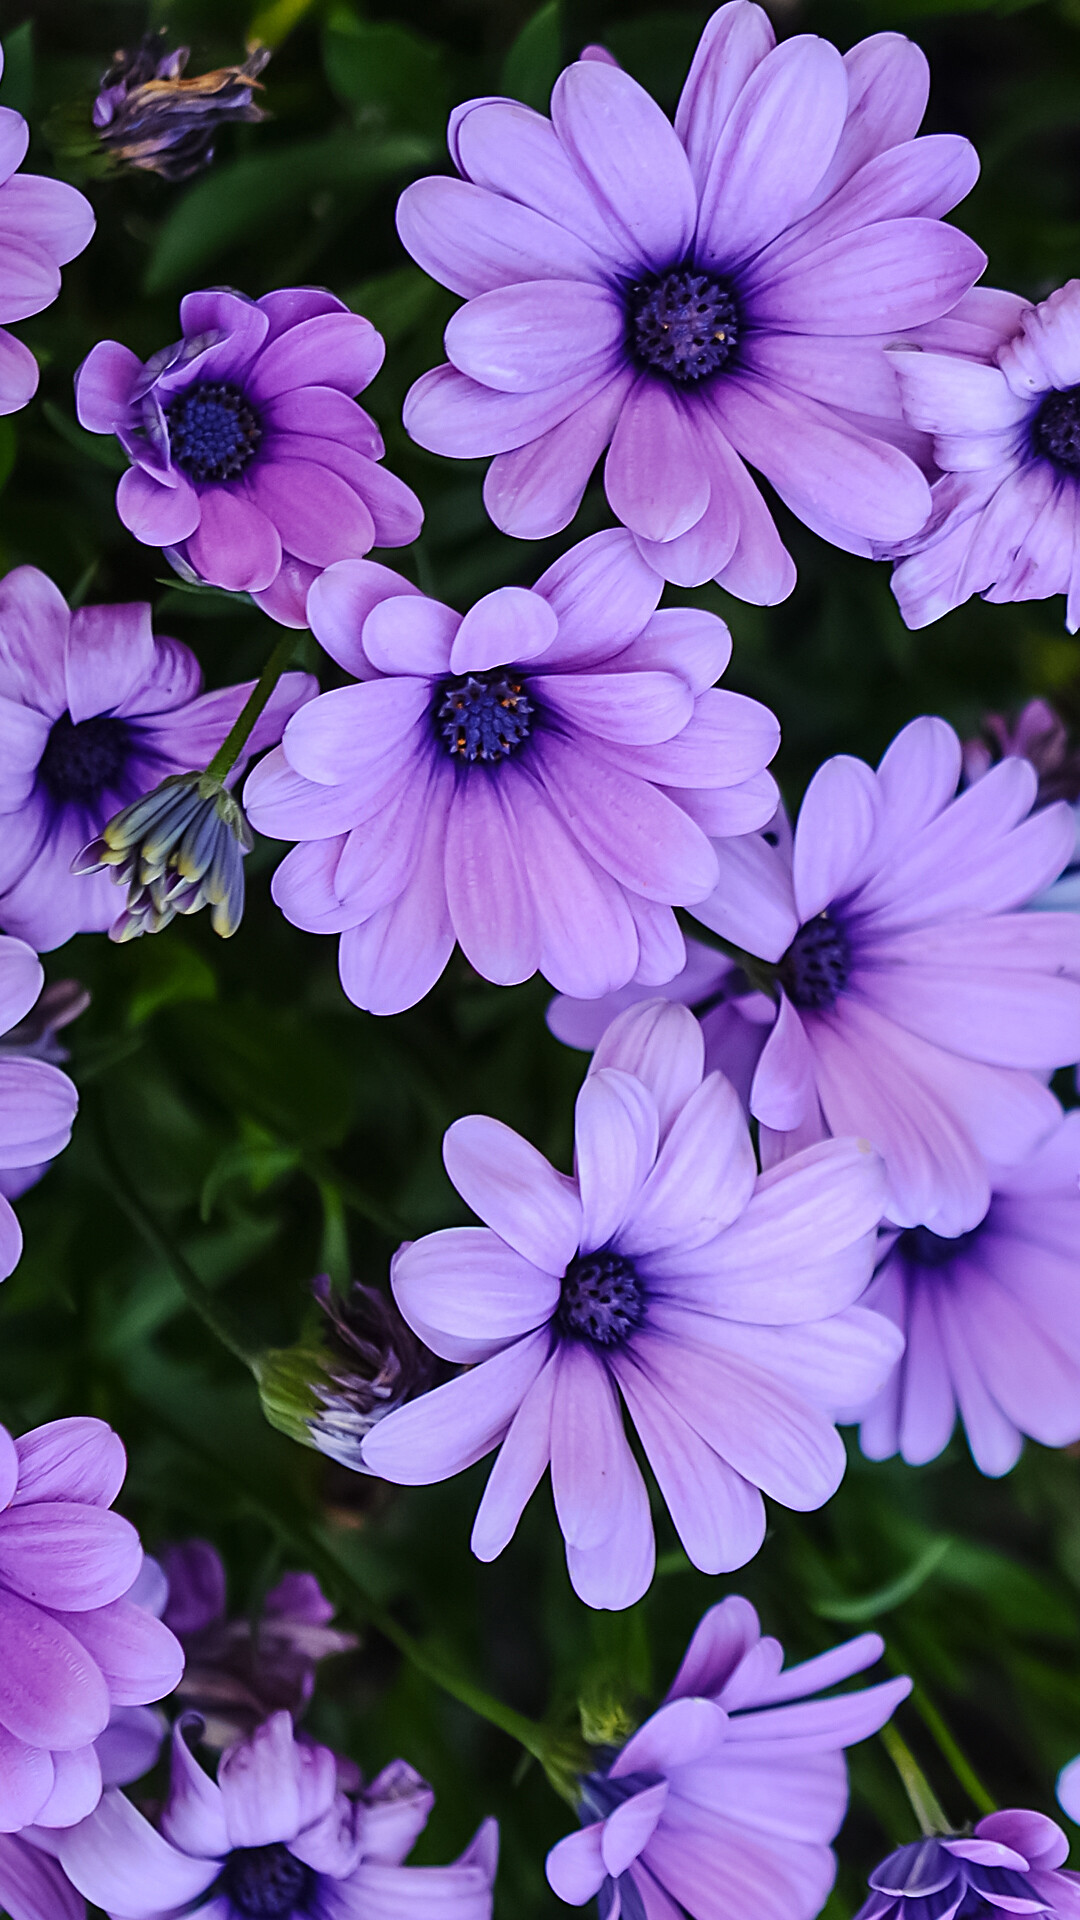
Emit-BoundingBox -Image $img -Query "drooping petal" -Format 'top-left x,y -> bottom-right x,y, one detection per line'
391,1228 -> 559,1364
58,1788 -> 219,1918
361,1329 -> 552,1484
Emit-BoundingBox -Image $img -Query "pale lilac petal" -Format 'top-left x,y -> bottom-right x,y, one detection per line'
532,529 -> 663,665
471,1354 -> 558,1560
696,830 -> 799,963
443,1114 -> 582,1274
0,1058 -> 78,1169
159,1717 -> 229,1859
665,1593 -> 761,1702
547,1824 -> 607,1905
218,1713 -> 335,1848
603,1783 -> 669,1877
450,586 -> 557,672
0,1729 -> 53,1832
63,602 -> 154,727
0,328 -> 38,414
613,1695 -> 730,1777
450,98 -> 627,265
247,313 -> 383,402
247,458 -> 375,567
817,32 -> 930,198
0,1505 -> 140,1612
0,1590 -> 110,1749
550,1344 -> 638,1550
361,1330 -> 551,1483
284,680 -> 430,787
620,1072 -> 756,1256
445,774 -> 540,985
0,1832 -> 85,1920
706,1308 -> 904,1421
793,756 -> 879,921
404,360 -> 615,459
116,466 -> 201,547
30,1746 -> 101,1830
551,61 -> 696,271
596,688 -> 779,788
0,235 -> 59,323
614,606 -> 732,694
48,1600 -> 181,1709
0,936 -> 44,1035
535,733 -> 718,904
361,1760 -> 434,1865
58,1789 -> 218,1916
745,218 -> 986,334
307,558 -> 424,678
397,176 -> 610,298
675,2 -> 776,196
590,999 -> 705,1137
575,1067 -> 660,1252
606,381 -> 711,544
615,1353 -> 766,1574
445,281 -> 624,394
509,773 -> 641,997
483,370 -> 634,540
535,670 -> 693,745
391,1228 -> 559,1363
750,993 -> 817,1131
245,748 -> 377,841
336,791 -> 455,1015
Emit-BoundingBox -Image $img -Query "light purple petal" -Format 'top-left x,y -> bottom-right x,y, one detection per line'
483,370 -> 634,540
450,586 -> 557,673
247,313 -> 384,403
361,1329 -> 551,1483
48,1599 -> 181,1709
603,1782 -> 669,1877
246,458 -> 375,567
443,1113 -> 581,1274
0,1728 -> 53,1832
0,937 -> 44,1036
444,773 -> 540,985
0,234 -> 59,324
535,670 -> 693,746
696,830 -> 798,963
218,1713 -> 335,1849
30,1746 -> 101,1830
392,1227 -> 559,1363
58,1788 -> 218,1915
551,61 -> 696,272
471,1354 -> 558,1561
547,1823 -> 607,1905
597,687 -> 780,789
621,1071 -> 756,1256
0,1589 -> 110,1749
508,773 -> 641,997
590,1000 -> 705,1138
674,2 -> 776,197
283,680 -> 429,787
614,605 -> 732,694
574,1066 -> 660,1252
445,281 -> 624,394
115,466 -> 201,547
0,327 -> 38,414
405,361 -> 614,459
0,1058 -> 78,1168
535,733 -> 718,904
63,602 -> 155,727
336,776 -> 455,1016
184,488 -> 281,592
0,1832 -> 85,1920
361,1759 -> 434,1865
532,529 -> 662,665
550,1344 -> 637,1550
307,557 -> 424,678
158,1717 -> 229,1859
0,1504 -> 141,1612
615,1354 -> 766,1574
450,97 -> 627,265
793,755 -> 879,921
613,1695 -> 730,1778
397,176 -> 611,299
606,380 -> 712,544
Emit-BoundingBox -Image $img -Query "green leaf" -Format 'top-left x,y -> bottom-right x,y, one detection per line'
125,936 -> 218,1028
501,2 -> 562,112
323,10 -> 449,139
814,1536 -> 955,1623
248,0 -> 322,47
144,129 -> 432,292
200,1132 -> 301,1221
0,21 -> 34,120
41,401 -> 127,472
342,265 -> 441,343
0,418 -> 17,495
168,999 -> 359,1148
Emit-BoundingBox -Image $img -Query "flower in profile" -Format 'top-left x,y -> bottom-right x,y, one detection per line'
396,3 -> 985,596
856,1812 -> 1080,1920
964,698 -> 1080,914
160,1537 -> 356,1750
0,940 -> 79,1279
888,277 -> 1080,630
548,1594 -> 910,1920
856,1106 -> 1080,1475
58,1710 -> 498,1920
74,287 -> 423,624
92,32 -> 269,182
362,1000 -> 898,1609
0,44 -> 94,417
0,1415 -> 183,1834
696,715 -> 1080,1233
75,773 -> 252,942
0,567 -> 314,950
245,531 -> 780,1013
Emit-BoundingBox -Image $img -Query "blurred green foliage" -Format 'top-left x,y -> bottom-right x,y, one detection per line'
2,0 -> 1080,1915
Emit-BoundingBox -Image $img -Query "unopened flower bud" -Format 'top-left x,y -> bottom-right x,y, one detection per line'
74,773 -> 253,942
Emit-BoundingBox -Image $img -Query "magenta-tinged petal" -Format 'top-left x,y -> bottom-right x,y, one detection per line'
0,1589 -> 110,1749
509,771 -> 641,996
361,1329 -> 552,1483
13,1420 -> 125,1511
606,380 -> 711,544
0,1831 -> 86,1918
575,1067 -> 660,1252
0,936 -> 44,1036
590,1000 -> 705,1136
30,1744 -> 102,1830
694,35 -> 848,270
445,281 -> 624,394
397,176 -> 611,300
58,1788 -> 219,1914
0,327 -> 37,414
307,557 -> 423,678
0,1504 -> 141,1612
471,1353 -> 558,1561
484,369 -> 634,541
0,234 -> 60,323
551,60 -> 696,272
547,1822 -> 607,1905
263,386 -> 382,457
50,1599 -> 181,1708
247,458 -> 375,566
183,488 -> 281,592
443,1113 -> 582,1274
392,1228 -> 559,1363
247,312 -> 384,402
115,466 -> 201,547
450,587 -> 557,673
675,2 -> 775,195
0,1726 -> 53,1832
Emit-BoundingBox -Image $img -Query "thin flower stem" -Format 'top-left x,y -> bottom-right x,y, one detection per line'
880,1722 -> 953,1837
204,631 -> 297,786
93,1112 -> 259,1370
909,1684 -> 996,1818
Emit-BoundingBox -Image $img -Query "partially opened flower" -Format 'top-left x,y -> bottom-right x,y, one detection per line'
0,45 -> 94,415
74,288 -> 423,624
362,1000 -> 898,1609
856,1812 -> 1080,1920
0,939 -> 78,1279
0,1415 -> 183,1834
857,1107 -> 1080,1475
0,566 -> 314,950
58,1710 -> 498,1920
245,530 -> 779,1012
697,715 -> 1080,1233
548,1595 -> 910,1920
397,2 -> 985,595
889,278 -> 1080,631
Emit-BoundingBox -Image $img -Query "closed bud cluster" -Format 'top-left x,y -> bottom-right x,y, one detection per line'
75,773 -> 253,942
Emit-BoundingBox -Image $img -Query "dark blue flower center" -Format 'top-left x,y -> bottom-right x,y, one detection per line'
897,1222 -> 986,1269
1033,385 -> 1080,473
165,378 -> 262,482
629,268 -> 740,383
556,1251 -> 643,1348
434,670 -> 534,763
39,712 -> 132,806
218,1844 -> 315,1917
777,913 -> 851,1011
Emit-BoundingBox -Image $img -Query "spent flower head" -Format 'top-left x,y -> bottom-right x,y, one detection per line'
92,32 -> 269,182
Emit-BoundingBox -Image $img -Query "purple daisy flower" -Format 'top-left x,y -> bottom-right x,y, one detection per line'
887,278 -> 1080,630
396,3 -> 986,596
0,939 -> 78,1279
244,530 -> 780,1012
857,1107 -> 1080,1476
548,1594 -> 910,1920
0,565 -> 315,951
0,1415 -> 184,1835
361,999 -> 898,1609
0,49 -> 94,416
57,1709 -> 498,1920
74,287 -> 423,624
697,715 -> 1080,1234
856,1811 -> 1080,1920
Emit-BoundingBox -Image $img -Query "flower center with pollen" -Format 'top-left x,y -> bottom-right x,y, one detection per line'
777,912 -> 851,1011
629,268 -> 740,384
218,1843 -> 315,1918
1033,385 -> 1080,473
39,712 -> 132,806
897,1223 -> 985,1269
165,379 -> 262,482
556,1251 -> 643,1348
435,670 -> 534,763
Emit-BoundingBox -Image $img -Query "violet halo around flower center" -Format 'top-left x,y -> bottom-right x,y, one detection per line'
164,377 -> 263,484
39,711 -> 133,806
896,1221 -> 986,1269
1032,384 -> 1080,475
776,911 -> 852,1011
217,1841 -> 315,1917
627,266 -> 740,385
555,1249 -> 644,1348
434,669 -> 535,763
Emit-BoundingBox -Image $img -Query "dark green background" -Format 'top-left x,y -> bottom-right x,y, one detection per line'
1,0 -> 1079,1913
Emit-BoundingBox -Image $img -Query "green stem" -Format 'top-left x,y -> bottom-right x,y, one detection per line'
881,1722 -> 953,1837
909,1684 -> 996,1818
204,632 -> 296,787
94,1114 -> 259,1370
